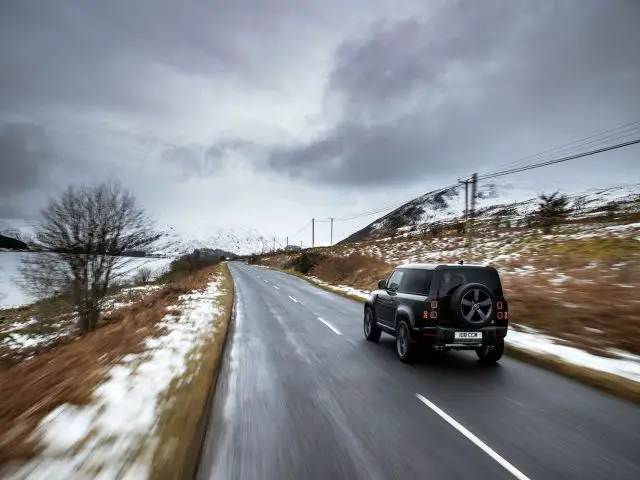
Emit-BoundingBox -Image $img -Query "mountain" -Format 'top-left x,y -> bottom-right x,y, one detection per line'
159,226 -> 270,256
1,218 -> 267,258
0,234 -> 29,251
339,182 -> 640,244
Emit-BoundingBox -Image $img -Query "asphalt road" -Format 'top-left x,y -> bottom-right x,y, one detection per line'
198,263 -> 640,480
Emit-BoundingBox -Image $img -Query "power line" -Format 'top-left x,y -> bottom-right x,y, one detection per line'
482,127 -> 640,177
286,221 -> 311,238
476,120 -> 640,177
477,136 -> 640,181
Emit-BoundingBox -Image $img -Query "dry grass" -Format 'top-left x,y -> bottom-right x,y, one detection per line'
502,256 -> 640,356
149,263 -> 234,480
311,253 -> 392,290
0,285 -> 164,369
0,266 -> 217,470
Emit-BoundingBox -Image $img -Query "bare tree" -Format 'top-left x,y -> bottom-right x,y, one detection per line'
133,266 -> 154,284
537,191 -> 571,234
19,181 -> 165,334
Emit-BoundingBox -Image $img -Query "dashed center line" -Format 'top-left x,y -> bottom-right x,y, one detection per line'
415,394 -> 531,480
317,317 -> 342,335
288,295 -> 299,303
273,285 -> 280,290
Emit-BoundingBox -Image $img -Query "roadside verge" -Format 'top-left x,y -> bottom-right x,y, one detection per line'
270,266 -> 640,405
1,263 -> 234,479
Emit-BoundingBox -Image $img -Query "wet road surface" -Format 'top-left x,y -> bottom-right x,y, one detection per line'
198,263 -> 640,480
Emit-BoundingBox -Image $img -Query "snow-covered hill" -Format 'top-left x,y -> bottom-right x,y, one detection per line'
0,218 -> 269,258
159,226 -> 270,256
340,182 -> 640,244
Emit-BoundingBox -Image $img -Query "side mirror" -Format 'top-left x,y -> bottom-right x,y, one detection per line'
378,279 -> 387,289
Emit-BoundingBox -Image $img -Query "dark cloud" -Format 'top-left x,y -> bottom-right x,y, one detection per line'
159,138 -> 258,177
0,0 -> 364,118
267,0 -> 640,186
0,123 -> 54,197
1,0 -> 639,238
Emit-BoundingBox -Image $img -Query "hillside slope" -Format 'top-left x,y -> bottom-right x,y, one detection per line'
339,183 -> 640,244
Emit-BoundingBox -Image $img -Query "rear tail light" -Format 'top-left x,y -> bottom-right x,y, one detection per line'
497,301 -> 503,310
497,312 -> 504,320
504,311 -> 509,320
424,300 -> 439,321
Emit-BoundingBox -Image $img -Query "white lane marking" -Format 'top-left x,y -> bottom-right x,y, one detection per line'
317,317 -> 342,335
288,295 -> 299,303
415,394 -> 531,480
264,279 -> 269,283
273,285 -> 280,290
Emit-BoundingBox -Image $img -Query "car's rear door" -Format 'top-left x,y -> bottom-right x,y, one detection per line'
397,268 -> 433,327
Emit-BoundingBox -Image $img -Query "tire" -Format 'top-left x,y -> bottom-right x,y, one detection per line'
476,339 -> 504,364
450,283 -> 496,329
396,320 -> 418,363
364,307 -> 381,342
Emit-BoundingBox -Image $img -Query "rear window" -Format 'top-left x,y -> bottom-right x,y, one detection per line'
437,268 -> 502,296
398,269 -> 433,295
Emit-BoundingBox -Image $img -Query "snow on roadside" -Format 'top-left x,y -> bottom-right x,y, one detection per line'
5,273 -> 227,480
507,326 -> 640,382
308,276 -> 371,300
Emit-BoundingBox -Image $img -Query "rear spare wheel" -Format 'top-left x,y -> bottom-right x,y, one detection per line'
450,283 -> 496,329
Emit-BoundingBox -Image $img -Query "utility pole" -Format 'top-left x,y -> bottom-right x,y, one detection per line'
467,173 -> 478,260
273,237 -> 276,252
458,178 -> 470,232
312,218 -> 315,248
330,218 -> 334,246
286,236 -> 288,248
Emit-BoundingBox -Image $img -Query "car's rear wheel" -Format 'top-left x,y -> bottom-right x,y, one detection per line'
476,339 -> 504,364
364,307 -> 381,342
396,320 -> 417,363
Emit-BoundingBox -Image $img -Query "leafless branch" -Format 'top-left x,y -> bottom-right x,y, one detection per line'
20,180 -> 166,334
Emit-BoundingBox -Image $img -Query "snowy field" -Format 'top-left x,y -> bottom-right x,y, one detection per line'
4,272 -> 227,479
0,253 -> 174,309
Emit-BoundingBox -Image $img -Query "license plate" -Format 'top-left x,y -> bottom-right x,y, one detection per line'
455,331 -> 481,340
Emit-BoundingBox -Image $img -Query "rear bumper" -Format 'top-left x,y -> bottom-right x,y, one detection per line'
412,325 -> 507,347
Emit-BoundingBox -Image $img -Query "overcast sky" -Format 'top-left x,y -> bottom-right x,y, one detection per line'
1,0 -> 639,246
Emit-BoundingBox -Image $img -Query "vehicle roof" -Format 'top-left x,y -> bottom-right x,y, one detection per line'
396,263 -> 495,270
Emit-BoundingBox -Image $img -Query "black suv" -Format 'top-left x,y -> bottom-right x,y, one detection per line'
363,263 -> 509,364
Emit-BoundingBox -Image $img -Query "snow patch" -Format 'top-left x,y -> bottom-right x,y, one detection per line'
506,328 -> 640,382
